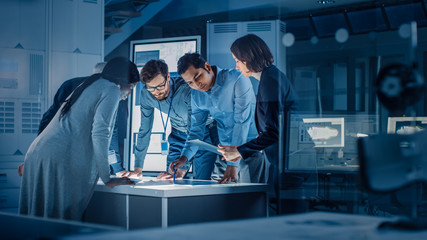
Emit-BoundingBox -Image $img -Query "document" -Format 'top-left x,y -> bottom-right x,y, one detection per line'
188,139 -> 221,155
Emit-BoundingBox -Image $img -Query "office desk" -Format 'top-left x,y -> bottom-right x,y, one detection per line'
84,178 -> 269,229
71,211 -> 427,240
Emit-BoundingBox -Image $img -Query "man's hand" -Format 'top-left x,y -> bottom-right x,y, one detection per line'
218,165 -> 237,184
105,177 -> 135,188
119,167 -> 143,179
217,145 -> 242,162
157,172 -> 173,179
168,156 -> 188,174
18,163 -> 24,176
157,169 -> 186,180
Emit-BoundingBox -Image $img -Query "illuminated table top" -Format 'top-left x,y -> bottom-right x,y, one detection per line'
95,177 -> 269,197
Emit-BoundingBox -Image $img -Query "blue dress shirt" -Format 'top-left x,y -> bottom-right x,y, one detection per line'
135,77 -> 192,168
181,66 -> 258,167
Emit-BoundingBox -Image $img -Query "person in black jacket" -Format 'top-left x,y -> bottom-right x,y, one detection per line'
218,34 -> 298,174
38,76 -> 87,134
38,62 -> 106,134
218,34 -> 309,214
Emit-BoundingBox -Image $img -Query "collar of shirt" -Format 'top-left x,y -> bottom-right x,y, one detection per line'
207,66 -> 225,95
168,78 -> 175,99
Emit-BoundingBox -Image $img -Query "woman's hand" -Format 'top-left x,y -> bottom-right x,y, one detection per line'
217,145 -> 242,162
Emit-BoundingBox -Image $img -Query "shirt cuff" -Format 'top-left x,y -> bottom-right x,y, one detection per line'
227,160 -> 240,167
178,161 -> 191,171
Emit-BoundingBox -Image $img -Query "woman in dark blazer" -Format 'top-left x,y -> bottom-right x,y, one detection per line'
218,33 -> 298,167
218,34 -> 309,213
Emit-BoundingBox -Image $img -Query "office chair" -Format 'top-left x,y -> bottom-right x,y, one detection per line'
358,131 -> 427,229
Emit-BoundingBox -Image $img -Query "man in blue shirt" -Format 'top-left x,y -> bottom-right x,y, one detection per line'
125,59 -> 219,180
171,53 -> 267,183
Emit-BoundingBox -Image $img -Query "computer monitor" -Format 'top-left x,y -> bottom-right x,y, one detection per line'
286,116 -> 344,173
302,117 -> 345,148
131,36 -> 200,72
387,117 -> 427,134
127,36 -> 201,172
286,114 -> 378,173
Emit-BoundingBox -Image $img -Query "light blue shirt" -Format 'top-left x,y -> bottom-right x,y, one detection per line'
181,67 -> 258,166
135,77 -> 191,168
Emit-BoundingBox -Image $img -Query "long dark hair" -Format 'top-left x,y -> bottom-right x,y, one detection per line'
60,57 -> 139,118
230,34 -> 274,73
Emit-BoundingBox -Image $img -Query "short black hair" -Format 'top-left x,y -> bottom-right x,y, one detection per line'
177,53 -> 207,75
230,34 -> 274,72
140,59 -> 168,84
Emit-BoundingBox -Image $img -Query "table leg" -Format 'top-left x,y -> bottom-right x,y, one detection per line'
161,197 -> 168,228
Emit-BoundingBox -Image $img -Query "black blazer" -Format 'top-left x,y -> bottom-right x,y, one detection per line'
237,65 -> 298,163
38,76 -> 87,134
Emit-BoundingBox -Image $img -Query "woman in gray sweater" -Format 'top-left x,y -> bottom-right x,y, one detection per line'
19,57 -> 139,221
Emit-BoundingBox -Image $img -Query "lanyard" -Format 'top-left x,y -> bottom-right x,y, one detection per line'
157,91 -> 174,137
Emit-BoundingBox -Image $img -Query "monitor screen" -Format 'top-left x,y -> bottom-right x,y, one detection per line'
302,117 -> 345,148
286,114 -> 378,173
387,117 -> 427,134
132,36 -> 200,73
128,36 -> 200,172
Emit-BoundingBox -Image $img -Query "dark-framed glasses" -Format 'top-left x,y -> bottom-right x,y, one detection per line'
146,79 -> 167,92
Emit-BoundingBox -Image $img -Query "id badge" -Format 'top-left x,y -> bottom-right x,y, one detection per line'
161,133 -> 168,155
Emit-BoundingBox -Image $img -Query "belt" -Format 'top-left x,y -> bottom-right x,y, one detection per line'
171,127 -> 187,135
206,120 -> 217,129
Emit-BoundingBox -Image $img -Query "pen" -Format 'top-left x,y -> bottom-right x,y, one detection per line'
173,163 -> 177,184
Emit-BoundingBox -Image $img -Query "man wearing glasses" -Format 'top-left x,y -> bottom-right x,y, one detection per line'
123,59 -> 220,180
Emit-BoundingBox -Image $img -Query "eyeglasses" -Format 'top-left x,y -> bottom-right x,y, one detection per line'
145,79 -> 167,92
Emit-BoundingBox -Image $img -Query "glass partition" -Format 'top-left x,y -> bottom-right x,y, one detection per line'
127,0 -> 427,220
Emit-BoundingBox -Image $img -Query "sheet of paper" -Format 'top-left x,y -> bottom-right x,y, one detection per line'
188,139 -> 221,156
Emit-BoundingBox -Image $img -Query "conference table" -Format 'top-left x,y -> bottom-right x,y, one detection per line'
84,177 -> 269,229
